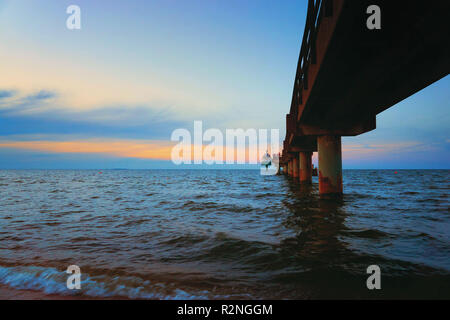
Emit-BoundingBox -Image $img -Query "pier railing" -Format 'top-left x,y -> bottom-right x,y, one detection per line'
288,0 -> 333,120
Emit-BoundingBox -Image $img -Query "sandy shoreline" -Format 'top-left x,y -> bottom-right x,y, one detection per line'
0,285 -> 77,300
0,285 -> 129,300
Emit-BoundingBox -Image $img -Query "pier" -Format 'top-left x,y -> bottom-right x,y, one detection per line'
280,0 -> 449,195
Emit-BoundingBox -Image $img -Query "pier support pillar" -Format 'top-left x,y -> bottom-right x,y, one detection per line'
292,156 -> 299,178
318,136 -> 343,195
299,151 -> 313,184
287,161 -> 291,176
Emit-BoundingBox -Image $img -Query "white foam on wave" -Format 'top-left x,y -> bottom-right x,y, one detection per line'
0,265 -> 212,299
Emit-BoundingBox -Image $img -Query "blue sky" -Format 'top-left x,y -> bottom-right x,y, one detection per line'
0,0 -> 448,169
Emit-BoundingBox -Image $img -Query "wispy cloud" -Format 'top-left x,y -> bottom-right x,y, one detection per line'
0,87 -> 189,139
0,136 -> 273,163
342,141 -> 445,159
0,139 -> 175,160
0,90 -> 15,99
0,89 -> 57,114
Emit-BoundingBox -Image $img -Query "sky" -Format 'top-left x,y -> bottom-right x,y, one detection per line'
0,0 -> 448,169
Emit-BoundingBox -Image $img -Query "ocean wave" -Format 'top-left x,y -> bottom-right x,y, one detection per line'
0,265 -> 212,299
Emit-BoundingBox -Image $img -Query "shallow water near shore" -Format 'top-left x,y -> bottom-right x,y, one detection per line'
0,169 -> 449,299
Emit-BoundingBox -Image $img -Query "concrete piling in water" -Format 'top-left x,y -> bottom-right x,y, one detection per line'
299,151 -> 313,184
292,156 -> 299,178
318,136 -> 343,195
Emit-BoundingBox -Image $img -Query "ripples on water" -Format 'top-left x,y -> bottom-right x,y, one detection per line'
0,170 -> 449,299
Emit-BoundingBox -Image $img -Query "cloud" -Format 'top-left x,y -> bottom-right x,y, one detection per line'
342,141 -> 429,158
0,88 -> 189,140
0,90 -> 15,99
0,134 -> 277,164
0,139 -> 175,160
27,90 -> 56,101
0,88 -> 57,115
